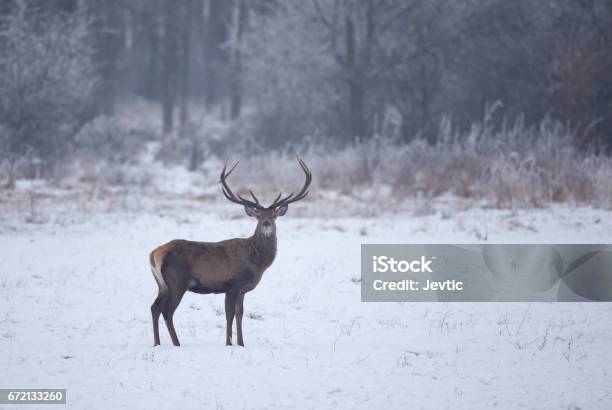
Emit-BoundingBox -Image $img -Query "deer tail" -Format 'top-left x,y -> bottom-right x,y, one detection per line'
150,249 -> 169,295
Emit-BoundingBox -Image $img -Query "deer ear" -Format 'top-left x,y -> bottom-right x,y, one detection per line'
245,206 -> 259,218
275,205 -> 288,217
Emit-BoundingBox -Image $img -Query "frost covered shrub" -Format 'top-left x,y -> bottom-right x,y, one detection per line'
74,116 -> 152,164
67,115 -> 156,188
227,116 -> 612,209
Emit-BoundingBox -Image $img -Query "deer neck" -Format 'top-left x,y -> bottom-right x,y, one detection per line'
249,228 -> 277,269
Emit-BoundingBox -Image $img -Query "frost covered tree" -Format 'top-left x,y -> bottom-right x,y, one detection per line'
241,0 -> 469,144
241,1 -> 337,146
0,2 -> 98,160
1,0 -> 610,157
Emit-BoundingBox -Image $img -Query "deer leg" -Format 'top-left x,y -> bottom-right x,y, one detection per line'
235,293 -> 245,346
162,288 -> 186,347
151,293 -> 166,346
163,297 -> 181,346
225,290 -> 239,346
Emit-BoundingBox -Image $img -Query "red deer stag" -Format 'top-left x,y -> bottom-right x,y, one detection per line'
149,157 -> 312,346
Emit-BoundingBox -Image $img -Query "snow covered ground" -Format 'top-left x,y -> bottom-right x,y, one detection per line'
1,202 -> 612,409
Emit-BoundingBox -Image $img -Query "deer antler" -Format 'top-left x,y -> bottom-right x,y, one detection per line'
219,161 -> 264,209
269,156 -> 312,209
220,157 -> 311,210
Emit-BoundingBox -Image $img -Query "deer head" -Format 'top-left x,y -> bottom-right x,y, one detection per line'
219,157 -> 312,237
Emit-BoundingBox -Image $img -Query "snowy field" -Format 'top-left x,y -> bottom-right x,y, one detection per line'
1,201 -> 612,409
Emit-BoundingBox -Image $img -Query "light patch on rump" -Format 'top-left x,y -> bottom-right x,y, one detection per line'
151,252 -> 168,294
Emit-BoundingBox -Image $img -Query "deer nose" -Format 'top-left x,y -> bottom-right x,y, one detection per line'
262,221 -> 271,227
